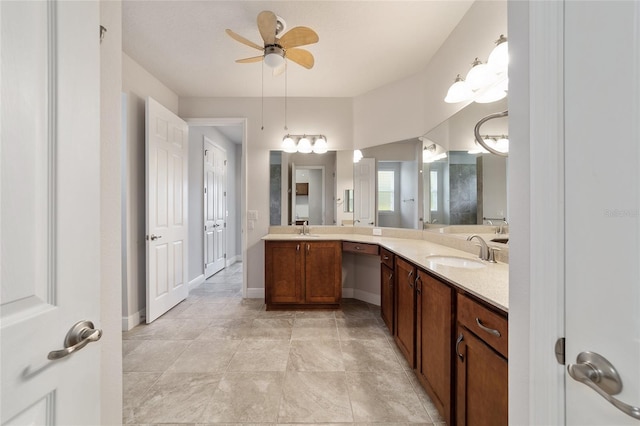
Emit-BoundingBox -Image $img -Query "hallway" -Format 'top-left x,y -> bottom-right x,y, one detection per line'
123,262 -> 444,425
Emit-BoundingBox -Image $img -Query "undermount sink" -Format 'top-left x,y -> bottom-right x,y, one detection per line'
491,237 -> 509,244
425,255 -> 486,270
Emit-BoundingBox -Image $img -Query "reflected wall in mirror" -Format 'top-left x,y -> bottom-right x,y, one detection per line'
270,150 -> 350,226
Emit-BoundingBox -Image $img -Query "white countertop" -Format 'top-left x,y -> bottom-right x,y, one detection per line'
262,232 -> 509,313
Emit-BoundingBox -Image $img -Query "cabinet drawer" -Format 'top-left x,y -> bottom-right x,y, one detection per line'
380,247 -> 394,268
457,293 -> 508,358
342,241 -> 379,256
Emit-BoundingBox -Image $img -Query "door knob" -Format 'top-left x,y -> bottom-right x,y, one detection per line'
48,320 -> 102,360
149,234 -> 162,241
568,351 -> 640,420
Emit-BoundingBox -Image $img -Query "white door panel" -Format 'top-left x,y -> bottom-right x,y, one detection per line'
146,97 -> 189,323
1,1 -> 101,423
565,1 -> 640,424
204,138 -> 226,278
353,158 -> 376,227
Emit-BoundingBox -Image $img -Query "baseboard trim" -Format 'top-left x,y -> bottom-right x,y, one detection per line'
189,274 -> 205,291
353,289 -> 380,306
246,287 -> 265,299
226,255 -> 241,267
122,308 -> 145,331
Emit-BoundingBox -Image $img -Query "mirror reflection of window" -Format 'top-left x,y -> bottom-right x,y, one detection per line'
378,169 -> 395,212
430,170 -> 438,212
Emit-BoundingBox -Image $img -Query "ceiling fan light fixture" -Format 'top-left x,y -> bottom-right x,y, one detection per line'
264,45 -> 285,68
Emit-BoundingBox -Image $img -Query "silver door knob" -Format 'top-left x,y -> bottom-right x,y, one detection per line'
48,320 -> 102,360
149,234 -> 162,241
568,351 -> 640,420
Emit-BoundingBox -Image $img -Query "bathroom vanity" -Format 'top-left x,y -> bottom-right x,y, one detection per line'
263,227 -> 508,426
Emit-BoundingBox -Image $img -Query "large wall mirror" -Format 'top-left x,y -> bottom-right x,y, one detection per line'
353,97 -> 508,229
269,98 -> 508,229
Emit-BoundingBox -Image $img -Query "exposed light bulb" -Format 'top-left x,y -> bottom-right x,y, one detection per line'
297,136 -> 312,153
444,75 -> 473,103
312,136 -> 327,154
282,136 -> 297,153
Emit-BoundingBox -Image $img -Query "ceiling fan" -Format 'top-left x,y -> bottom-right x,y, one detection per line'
226,10 -> 319,70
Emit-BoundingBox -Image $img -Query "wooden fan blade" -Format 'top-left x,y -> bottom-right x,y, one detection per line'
236,56 -> 264,63
285,48 -> 314,69
257,10 -> 277,45
225,29 -> 263,51
279,26 -> 319,49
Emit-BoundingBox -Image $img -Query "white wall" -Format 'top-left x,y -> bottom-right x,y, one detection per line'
100,0 -> 122,423
188,125 -> 241,283
353,0 -> 508,150
122,53 -> 179,327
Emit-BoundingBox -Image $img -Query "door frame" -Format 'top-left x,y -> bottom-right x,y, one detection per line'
508,1 -> 565,424
187,117 -> 248,297
203,137 -> 227,278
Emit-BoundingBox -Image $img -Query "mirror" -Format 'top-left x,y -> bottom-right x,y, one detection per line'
352,97 -> 508,229
343,189 -> 354,213
269,150 -> 341,226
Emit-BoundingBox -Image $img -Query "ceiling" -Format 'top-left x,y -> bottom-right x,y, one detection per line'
122,1 -> 474,99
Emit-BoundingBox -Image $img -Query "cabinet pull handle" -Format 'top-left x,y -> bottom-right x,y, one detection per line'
456,333 -> 465,361
355,245 -> 361,250
476,318 -> 501,337
389,272 -> 393,285
296,244 -> 300,251
408,270 -> 414,288
306,243 -> 310,254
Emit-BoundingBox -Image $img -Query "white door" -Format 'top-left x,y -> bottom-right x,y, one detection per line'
564,1 -> 640,424
353,158 -> 376,226
204,138 -> 226,278
146,97 -> 189,323
1,1 -> 101,424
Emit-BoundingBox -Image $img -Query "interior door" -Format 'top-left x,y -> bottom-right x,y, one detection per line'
204,138 -> 226,278
564,1 -> 640,424
353,158 -> 376,227
1,1 -> 102,423
146,97 -> 189,323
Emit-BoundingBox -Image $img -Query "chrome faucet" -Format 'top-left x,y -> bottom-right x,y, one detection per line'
467,234 -> 489,261
300,221 -> 309,235
498,219 -> 509,235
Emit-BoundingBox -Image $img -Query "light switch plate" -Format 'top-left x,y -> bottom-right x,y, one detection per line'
247,210 -> 258,221
372,228 -> 382,236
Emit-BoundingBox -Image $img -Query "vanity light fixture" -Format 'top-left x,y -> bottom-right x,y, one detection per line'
468,134 -> 509,155
445,34 -> 508,104
281,134 -> 328,154
353,149 -> 363,163
422,143 -> 448,163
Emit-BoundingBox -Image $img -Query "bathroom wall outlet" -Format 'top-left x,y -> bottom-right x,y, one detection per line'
372,228 -> 382,236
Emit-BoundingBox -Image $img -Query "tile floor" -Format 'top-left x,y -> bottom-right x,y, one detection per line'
123,262 -> 445,425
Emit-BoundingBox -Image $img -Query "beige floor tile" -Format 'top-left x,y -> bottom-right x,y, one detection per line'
123,340 -> 189,372
227,340 -> 290,372
288,340 -> 345,371
196,318 -> 254,340
277,371 -> 353,423
203,371 -> 285,423
336,318 -> 389,341
122,318 -> 210,340
347,370 -> 431,423
341,339 -> 404,372
166,339 -> 241,373
132,372 -> 223,423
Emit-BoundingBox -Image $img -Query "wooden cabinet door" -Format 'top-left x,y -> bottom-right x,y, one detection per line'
394,257 -> 416,367
304,241 -> 342,303
415,270 -> 453,425
265,241 -> 303,304
455,326 -> 508,426
380,263 -> 394,333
